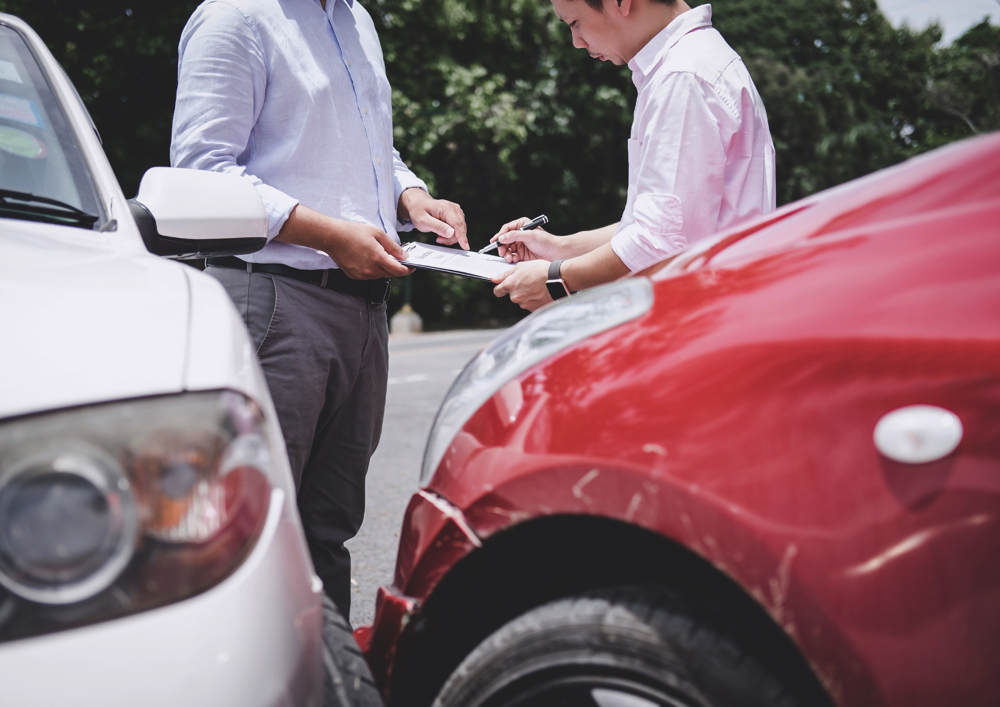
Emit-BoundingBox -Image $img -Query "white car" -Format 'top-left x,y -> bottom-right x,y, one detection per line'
0,14 -> 378,707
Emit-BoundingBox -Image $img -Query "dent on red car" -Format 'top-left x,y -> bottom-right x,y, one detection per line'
364,133 -> 1000,707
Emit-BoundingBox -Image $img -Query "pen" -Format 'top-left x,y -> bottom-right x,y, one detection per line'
478,214 -> 549,254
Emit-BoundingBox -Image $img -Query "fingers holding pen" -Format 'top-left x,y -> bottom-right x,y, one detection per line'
492,216 -> 532,242
498,230 -> 543,263
500,227 -> 561,264
491,216 -> 530,260
489,214 -> 554,262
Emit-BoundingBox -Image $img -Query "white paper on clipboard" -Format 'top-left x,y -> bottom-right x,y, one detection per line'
401,242 -> 514,281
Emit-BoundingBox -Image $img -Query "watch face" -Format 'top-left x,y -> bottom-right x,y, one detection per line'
546,280 -> 569,300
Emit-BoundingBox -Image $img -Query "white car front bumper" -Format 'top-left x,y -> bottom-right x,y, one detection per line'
0,489 -> 324,707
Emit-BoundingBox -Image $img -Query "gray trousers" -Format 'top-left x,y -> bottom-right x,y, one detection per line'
207,266 -> 388,619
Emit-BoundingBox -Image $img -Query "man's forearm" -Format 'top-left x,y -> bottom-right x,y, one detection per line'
491,227 -> 628,311
274,204 -> 412,279
561,223 -> 619,258
560,241 -> 631,292
275,203 -> 347,251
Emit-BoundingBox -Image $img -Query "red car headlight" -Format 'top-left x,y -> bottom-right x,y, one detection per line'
421,278 -> 654,484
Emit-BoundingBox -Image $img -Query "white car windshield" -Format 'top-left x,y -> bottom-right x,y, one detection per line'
0,22 -> 103,229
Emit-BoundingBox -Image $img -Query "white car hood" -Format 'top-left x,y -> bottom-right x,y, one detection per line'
0,220 -> 189,420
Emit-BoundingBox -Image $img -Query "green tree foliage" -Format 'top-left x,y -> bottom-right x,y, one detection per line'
707,0 -> 941,201
2,0 -> 996,328
369,0 -> 636,326
924,19 -> 1000,144
704,0 -> 1000,202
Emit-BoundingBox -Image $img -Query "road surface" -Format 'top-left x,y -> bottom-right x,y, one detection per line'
345,329 -> 505,626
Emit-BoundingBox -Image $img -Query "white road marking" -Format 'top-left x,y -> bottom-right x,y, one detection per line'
387,374 -> 429,385
389,342 -> 489,358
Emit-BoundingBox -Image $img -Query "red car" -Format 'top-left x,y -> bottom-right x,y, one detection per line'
357,133 -> 1000,707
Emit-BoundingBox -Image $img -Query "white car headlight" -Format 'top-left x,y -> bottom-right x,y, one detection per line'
420,278 -> 654,485
0,391 -> 276,641
0,444 -> 139,605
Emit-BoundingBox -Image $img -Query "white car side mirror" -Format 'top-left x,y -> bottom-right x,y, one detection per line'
129,167 -> 268,259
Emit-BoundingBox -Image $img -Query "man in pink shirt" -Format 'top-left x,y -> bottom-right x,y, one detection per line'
492,0 -> 775,310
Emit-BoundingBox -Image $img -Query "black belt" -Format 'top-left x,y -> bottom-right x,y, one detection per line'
206,256 -> 391,304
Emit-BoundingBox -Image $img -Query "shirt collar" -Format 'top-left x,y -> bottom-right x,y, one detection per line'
628,4 -> 713,88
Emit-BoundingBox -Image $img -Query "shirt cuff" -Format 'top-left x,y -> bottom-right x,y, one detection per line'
611,222 -> 687,272
255,183 -> 300,240
394,173 -> 428,233
612,192 -> 689,272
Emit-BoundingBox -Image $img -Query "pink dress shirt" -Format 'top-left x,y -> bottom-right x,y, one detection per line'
611,4 -> 776,272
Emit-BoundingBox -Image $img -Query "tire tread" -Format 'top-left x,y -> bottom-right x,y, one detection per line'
432,585 -> 805,707
321,593 -> 383,707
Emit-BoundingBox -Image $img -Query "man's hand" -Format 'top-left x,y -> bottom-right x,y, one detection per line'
275,204 -> 413,279
398,188 -> 469,250
492,242 -> 632,309
492,260 -> 552,312
326,221 -> 414,279
490,216 -> 562,263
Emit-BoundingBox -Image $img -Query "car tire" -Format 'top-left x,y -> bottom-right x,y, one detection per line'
321,593 -> 383,707
431,585 -> 804,707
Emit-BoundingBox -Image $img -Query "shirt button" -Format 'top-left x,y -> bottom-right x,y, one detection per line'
346,59 -> 352,67
363,106 -> 369,114
376,156 -> 382,164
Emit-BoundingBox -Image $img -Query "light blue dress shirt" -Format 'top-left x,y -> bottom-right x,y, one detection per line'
170,0 -> 427,270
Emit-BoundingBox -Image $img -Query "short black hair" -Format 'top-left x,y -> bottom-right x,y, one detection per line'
580,0 -> 677,11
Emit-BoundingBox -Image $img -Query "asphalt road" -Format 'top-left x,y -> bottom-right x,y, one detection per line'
345,328 -> 506,627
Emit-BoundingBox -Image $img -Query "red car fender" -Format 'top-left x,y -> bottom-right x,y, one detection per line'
364,133 -> 1000,707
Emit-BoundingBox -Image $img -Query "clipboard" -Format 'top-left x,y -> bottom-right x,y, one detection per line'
400,242 -> 514,281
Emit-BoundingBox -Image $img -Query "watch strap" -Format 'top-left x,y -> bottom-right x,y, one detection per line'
546,259 -> 570,300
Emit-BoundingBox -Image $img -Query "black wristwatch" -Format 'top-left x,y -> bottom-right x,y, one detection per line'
546,259 -> 571,300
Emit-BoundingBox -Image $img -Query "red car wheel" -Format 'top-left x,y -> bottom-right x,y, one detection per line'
432,585 -> 810,707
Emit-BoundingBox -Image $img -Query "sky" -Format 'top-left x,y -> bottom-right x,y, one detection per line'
879,0 -> 998,43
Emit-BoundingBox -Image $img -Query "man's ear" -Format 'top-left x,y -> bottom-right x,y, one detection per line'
616,0 -> 632,17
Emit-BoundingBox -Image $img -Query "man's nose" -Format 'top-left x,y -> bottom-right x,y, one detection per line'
572,31 -> 587,50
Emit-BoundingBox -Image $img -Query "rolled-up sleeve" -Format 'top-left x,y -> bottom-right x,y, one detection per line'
612,71 -> 730,272
170,1 -> 298,240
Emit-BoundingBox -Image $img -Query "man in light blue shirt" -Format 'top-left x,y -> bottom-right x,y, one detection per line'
171,0 -> 468,618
